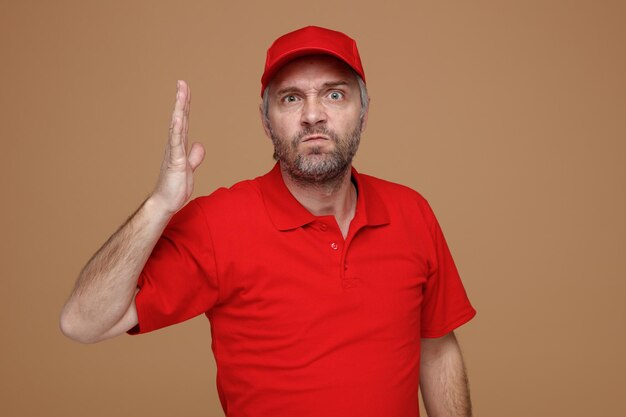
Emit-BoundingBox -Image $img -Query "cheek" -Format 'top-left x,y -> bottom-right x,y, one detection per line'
270,117 -> 303,140
335,111 -> 362,132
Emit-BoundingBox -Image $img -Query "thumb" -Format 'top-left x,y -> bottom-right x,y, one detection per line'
188,142 -> 206,172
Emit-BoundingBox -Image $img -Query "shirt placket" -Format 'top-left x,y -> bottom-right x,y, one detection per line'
316,218 -> 364,290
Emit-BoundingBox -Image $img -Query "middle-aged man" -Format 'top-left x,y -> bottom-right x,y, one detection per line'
61,26 -> 477,417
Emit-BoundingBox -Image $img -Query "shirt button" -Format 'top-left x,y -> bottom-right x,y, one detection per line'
320,223 -> 328,231
330,242 -> 338,250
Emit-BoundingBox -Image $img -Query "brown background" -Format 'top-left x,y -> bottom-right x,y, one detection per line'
2,0 -> 625,416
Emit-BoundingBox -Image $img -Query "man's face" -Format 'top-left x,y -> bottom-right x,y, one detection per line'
262,55 -> 367,184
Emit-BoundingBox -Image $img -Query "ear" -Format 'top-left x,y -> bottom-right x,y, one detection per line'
259,104 -> 272,138
360,96 -> 370,132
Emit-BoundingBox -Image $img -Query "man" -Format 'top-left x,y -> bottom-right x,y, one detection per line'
61,26 -> 476,417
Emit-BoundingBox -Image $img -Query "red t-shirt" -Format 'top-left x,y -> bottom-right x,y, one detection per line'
131,163 -> 476,417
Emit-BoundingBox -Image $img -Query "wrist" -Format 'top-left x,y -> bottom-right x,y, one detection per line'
144,194 -> 179,223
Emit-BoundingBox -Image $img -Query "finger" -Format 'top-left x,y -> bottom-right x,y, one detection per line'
170,80 -> 186,131
169,81 -> 187,161
188,142 -> 205,172
183,83 -> 191,142
184,81 -> 191,114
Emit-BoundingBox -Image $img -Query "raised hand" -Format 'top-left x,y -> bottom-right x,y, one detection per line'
151,80 -> 206,214
60,81 -> 208,343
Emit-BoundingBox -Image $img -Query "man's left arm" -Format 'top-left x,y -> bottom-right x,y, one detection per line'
420,331 -> 473,417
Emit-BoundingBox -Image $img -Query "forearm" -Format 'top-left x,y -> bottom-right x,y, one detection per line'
420,333 -> 472,417
61,81 -> 203,343
60,196 -> 173,343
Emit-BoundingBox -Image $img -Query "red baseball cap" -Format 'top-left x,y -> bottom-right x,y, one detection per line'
261,26 -> 366,97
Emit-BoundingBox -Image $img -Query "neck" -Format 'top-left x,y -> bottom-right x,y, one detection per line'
279,163 -> 357,237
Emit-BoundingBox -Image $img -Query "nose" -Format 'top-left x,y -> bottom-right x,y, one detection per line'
300,96 -> 327,127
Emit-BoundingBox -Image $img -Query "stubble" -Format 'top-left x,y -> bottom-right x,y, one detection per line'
270,124 -> 362,187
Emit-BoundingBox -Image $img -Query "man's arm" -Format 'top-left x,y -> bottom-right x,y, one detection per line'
420,331 -> 473,417
59,80 -> 205,344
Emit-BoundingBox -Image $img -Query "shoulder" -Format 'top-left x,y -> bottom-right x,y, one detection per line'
358,172 -> 451,249
358,172 -> 434,217
191,177 -> 264,219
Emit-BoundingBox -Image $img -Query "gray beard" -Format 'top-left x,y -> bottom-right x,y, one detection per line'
270,124 -> 362,187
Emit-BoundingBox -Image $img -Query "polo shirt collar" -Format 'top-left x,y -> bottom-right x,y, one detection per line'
258,162 -> 390,231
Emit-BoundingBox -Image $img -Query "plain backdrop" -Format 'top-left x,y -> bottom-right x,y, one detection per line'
2,1 -> 625,416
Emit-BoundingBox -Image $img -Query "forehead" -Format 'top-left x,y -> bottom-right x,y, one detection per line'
268,55 -> 358,93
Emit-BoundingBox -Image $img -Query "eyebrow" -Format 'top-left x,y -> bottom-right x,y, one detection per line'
274,80 -> 350,97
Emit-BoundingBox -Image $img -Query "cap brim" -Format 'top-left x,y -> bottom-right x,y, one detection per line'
261,47 -> 359,95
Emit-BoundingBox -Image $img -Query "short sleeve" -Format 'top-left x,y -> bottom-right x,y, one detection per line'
419,201 -> 476,338
128,199 -> 219,335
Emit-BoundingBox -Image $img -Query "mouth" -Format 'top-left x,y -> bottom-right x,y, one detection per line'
301,135 -> 330,143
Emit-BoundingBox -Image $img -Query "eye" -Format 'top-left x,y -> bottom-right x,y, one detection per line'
282,95 -> 299,103
328,91 -> 344,100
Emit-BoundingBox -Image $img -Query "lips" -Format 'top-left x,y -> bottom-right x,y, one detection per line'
302,135 -> 330,142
